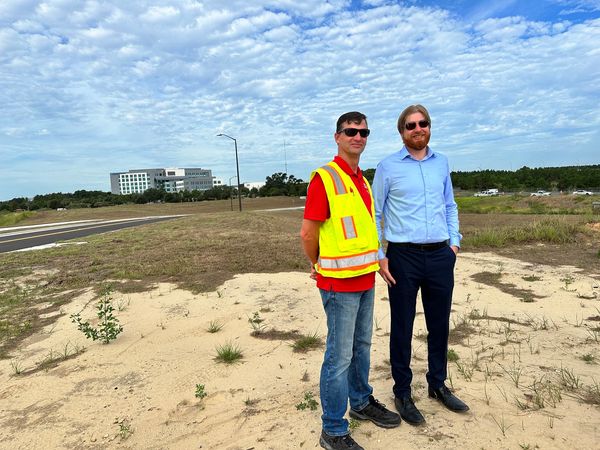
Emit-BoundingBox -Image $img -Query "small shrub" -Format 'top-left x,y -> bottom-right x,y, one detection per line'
447,349 -> 460,362
70,286 -> 123,344
195,384 -> 207,400
295,391 -> 319,411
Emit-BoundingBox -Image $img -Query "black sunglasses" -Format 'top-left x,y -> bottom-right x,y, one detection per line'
404,120 -> 430,130
338,128 -> 370,138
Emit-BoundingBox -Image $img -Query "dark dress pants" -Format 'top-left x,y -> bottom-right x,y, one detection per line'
386,243 -> 456,398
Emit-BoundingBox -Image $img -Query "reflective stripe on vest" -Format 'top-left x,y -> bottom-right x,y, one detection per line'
341,216 -> 357,239
320,164 -> 347,195
318,249 -> 379,271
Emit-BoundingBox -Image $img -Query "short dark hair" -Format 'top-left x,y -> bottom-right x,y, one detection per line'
397,104 -> 431,133
336,111 -> 367,133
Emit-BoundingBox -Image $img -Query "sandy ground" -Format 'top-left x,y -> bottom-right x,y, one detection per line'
1,252 -> 600,450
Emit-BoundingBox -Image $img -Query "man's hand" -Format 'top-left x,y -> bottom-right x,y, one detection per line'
378,257 -> 396,286
309,263 -> 318,280
450,245 -> 459,255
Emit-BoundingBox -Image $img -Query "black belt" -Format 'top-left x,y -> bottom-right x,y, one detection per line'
389,241 -> 448,251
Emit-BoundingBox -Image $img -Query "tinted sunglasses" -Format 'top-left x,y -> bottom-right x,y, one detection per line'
404,120 -> 430,130
338,128 -> 370,138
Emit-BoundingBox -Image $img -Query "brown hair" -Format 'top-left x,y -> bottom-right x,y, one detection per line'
397,104 -> 431,133
336,111 -> 368,133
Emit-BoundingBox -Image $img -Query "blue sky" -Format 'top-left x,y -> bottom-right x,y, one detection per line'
1,0 -> 599,200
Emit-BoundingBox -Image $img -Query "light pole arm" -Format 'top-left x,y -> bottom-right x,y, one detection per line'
217,133 -> 242,212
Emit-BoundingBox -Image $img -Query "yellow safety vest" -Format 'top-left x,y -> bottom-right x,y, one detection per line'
311,161 -> 380,278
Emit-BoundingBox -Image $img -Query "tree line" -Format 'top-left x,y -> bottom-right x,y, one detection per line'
2,165 -> 597,212
0,172 -> 309,212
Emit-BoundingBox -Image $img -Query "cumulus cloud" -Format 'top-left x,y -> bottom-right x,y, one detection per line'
0,0 -> 599,199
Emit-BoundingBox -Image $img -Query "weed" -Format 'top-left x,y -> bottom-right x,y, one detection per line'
70,286 -> 123,344
295,391 -> 319,411
581,353 -> 595,364
560,274 -> 575,291
558,366 -> 582,390
244,397 -> 259,406
501,363 -> 523,388
447,348 -> 459,362
349,418 -> 360,430
301,370 -> 310,382
520,294 -> 536,303
116,297 -> 130,311
214,341 -> 243,364
491,414 -> 513,437
578,379 -> 600,405
248,311 -> 267,335
10,359 -> 23,375
292,331 -> 322,353
207,320 -> 224,333
195,384 -> 207,400
455,360 -> 474,381
586,328 -> 599,343
522,275 -> 542,282
118,421 -> 132,440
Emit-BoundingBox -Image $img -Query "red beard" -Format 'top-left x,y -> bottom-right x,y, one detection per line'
403,132 -> 430,151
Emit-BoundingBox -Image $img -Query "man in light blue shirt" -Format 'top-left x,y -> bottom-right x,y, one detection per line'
372,104 -> 469,426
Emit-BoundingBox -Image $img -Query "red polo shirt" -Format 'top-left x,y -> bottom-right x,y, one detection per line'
304,156 -> 376,292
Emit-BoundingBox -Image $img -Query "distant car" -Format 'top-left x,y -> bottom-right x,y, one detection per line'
572,190 -> 593,196
530,190 -> 551,197
474,189 -> 499,197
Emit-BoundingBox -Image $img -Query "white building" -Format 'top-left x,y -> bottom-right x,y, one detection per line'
110,167 -> 216,195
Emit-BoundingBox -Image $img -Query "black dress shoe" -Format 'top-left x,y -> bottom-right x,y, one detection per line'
394,396 -> 425,425
428,385 -> 469,412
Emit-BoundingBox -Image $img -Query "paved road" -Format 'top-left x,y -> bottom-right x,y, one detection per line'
0,215 -> 186,253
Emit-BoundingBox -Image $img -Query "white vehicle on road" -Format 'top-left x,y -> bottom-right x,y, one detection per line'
530,190 -> 551,197
572,190 -> 593,195
474,189 -> 499,197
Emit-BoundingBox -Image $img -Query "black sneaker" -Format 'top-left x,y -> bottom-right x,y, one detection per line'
349,395 -> 401,428
320,431 -> 364,450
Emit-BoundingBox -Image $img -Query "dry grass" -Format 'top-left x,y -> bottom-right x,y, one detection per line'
0,197 -> 598,359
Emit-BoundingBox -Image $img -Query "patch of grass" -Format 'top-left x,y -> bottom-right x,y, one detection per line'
292,331 -> 323,353
214,341 -> 243,364
0,211 -> 36,227
463,218 -> 584,248
207,320 -> 224,333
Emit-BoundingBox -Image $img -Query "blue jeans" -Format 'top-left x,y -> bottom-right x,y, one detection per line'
319,288 -> 374,436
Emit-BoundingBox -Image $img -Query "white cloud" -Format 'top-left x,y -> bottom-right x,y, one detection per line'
0,1 -> 599,199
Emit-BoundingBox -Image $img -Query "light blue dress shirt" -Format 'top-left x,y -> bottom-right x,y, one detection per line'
373,146 -> 462,259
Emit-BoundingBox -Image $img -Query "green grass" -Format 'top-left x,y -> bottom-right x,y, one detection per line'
292,331 -> 323,353
214,341 -> 243,364
463,218 -> 584,248
207,320 -> 224,333
0,211 -> 36,227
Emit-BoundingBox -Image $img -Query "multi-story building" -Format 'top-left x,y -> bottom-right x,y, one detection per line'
110,168 -> 216,195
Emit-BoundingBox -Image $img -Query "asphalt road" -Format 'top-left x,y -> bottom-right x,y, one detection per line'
0,216 -> 185,253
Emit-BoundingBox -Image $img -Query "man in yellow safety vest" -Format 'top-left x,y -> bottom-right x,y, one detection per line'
300,111 -> 400,450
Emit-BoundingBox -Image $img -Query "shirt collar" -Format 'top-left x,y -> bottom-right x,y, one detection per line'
399,146 -> 435,161
333,155 -> 362,177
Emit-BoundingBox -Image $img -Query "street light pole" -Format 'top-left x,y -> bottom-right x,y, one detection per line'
217,133 -> 242,212
228,175 -> 237,211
